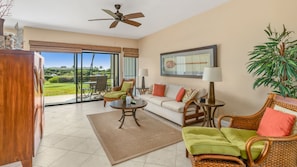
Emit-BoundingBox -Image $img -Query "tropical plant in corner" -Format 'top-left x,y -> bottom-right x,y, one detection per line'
247,24 -> 297,98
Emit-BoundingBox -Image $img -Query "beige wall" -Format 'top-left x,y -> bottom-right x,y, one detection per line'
138,0 -> 297,117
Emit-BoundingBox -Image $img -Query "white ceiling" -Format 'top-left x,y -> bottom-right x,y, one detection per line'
5,0 -> 229,39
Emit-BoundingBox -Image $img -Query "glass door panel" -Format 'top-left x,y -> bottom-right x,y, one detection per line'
42,52 -> 76,105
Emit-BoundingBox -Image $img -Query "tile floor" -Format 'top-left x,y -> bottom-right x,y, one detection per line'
33,100 -> 192,167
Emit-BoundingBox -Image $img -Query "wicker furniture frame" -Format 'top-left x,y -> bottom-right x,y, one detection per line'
187,93 -> 297,167
103,78 -> 135,107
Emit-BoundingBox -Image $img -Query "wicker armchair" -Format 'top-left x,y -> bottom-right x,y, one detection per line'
183,93 -> 297,167
103,78 -> 135,107
217,93 -> 297,167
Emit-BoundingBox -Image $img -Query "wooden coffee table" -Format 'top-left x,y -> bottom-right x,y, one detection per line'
109,99 -> 147,128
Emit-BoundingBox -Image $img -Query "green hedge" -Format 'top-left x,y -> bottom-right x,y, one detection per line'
48,76 -> 74,83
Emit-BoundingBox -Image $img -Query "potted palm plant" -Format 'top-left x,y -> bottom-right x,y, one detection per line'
247,24 -> 297,98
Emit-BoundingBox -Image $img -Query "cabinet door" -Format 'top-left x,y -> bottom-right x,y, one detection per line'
0,51 -> 34,166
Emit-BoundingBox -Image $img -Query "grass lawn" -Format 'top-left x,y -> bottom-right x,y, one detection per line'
44,82 -> 79,96
44,81 -> 112,96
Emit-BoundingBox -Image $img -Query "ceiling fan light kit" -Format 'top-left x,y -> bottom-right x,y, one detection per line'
88,4 -> 145,28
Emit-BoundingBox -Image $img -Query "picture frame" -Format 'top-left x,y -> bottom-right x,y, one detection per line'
160,45 -> 217,78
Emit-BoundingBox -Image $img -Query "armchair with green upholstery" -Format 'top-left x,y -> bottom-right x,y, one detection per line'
103,78 -> 135,107
182,93 -> 297,167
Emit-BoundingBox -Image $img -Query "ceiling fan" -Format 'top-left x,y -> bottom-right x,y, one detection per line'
88,4 -> 145,28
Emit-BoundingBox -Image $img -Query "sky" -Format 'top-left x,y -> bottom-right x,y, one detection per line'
42,52 -> 111,69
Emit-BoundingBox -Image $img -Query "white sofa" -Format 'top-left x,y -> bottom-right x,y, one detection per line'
140,84 -> 207,126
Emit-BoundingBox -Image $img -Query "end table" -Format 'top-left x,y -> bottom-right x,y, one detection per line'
136,87 -> 149,95
199,99 -> 225,127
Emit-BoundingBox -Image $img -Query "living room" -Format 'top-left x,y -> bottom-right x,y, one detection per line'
16,0 -> 295,116
1,0 -> 297,167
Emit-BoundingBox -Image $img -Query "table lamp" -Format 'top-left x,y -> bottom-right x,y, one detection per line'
202,67 -> 222,104
139,68 -> 148,89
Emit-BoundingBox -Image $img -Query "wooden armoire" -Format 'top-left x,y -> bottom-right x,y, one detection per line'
0,50 -> 44,167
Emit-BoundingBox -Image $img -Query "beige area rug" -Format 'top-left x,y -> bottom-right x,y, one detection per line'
87,110 -> 183,165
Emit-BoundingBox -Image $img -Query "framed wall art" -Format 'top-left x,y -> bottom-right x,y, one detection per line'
160,45 -> 217,78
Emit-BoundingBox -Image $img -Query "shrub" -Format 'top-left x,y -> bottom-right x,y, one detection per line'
48,76 -> 59,83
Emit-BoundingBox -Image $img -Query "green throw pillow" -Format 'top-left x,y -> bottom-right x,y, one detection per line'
121,82 -> 132,92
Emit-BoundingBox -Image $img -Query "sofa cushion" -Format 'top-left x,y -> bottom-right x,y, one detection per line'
257,107 -> 296,137
140,94 -> 155,101
182,127 -> 240,156
221,127 -> 264,160
162,101 -> 185,113
165,84 -> 182,99
148,96 -> 173,106
176,88 -> 185,102
153,84 -> 166,97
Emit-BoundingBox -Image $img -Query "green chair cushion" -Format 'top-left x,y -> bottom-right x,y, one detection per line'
221,127 -> 265,160
104,91 -> 126,98
182,127 -> 240,156
121,82 -> 132,92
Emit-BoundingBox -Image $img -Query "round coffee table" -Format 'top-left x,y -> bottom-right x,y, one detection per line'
109,99 -> 147,128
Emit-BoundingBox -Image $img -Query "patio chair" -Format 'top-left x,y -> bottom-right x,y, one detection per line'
103,78 -> 135,107
92,75 -> 108,96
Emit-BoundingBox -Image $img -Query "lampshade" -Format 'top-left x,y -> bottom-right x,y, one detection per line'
139,68 -> 148,77
202,67 -> 222,104
202,67 -> 222,82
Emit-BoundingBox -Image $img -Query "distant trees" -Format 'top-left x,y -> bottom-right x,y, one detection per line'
44,67 -> 111,82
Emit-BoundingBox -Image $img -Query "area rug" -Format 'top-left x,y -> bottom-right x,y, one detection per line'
87,110 -> 182,165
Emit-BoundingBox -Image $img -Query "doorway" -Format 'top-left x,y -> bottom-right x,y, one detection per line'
42,51 -> 119,106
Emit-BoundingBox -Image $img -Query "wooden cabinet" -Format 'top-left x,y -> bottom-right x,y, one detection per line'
0,50 -> 44,167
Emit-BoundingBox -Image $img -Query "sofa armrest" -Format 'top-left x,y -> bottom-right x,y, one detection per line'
182,99 -> 204,127
245,134 -> 297,167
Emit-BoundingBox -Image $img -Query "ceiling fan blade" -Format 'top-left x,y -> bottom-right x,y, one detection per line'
124,12 -> 144,19
110,21 -> 119,28
88,18 -> 114,21
122,19 -> 142,27
102,9 -> 119,19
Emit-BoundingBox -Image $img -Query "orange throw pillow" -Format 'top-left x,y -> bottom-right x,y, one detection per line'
152,84 -> 166,97
176,88 -> 185,102
257,107 -> 296,137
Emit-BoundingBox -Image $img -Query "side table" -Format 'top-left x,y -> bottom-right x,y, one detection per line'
199,99 -> 225,127
136,87 -> 149,95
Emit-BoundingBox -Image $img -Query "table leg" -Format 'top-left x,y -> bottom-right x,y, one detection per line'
207,106 -> 212,127
212,107 -> 218,128
202,106 -> 215,127
201,106 -> 207,126
118,109 -> 125,129
132,109 -> 140,126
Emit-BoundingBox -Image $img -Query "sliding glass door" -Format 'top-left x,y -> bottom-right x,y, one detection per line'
76,52 -> 119,102
42,51 -> 119,106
